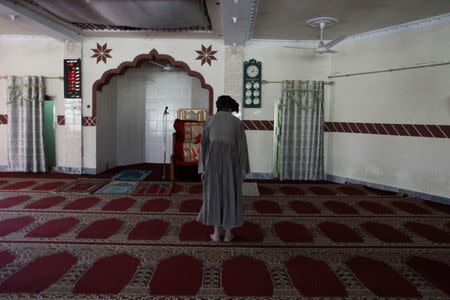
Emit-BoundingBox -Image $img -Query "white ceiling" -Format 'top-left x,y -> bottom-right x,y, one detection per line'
252,0 -> 450,40
0,5 -> 44,35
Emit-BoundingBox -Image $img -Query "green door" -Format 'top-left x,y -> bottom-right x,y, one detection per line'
43,101 -> 56,170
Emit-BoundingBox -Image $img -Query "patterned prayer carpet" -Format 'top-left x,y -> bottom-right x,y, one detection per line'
0,178 -> 449,299
112,169 -> 152,181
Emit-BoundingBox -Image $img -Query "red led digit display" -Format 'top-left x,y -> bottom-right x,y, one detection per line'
64,59 -> 81,98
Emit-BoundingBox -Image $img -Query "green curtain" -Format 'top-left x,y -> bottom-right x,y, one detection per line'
276,80 -> 324,180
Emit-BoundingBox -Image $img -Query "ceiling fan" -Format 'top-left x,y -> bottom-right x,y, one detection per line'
285,17 -> 346,54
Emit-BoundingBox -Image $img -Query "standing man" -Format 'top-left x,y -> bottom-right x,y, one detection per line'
197,95 -> 250,242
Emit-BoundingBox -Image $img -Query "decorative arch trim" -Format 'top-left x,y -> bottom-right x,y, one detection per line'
90,49 -> 214,123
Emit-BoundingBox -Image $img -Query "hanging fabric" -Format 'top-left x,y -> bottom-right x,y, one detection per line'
276,80 -> 324,180
7,76 -> 47,172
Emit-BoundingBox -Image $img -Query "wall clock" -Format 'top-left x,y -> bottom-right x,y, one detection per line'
243,59 -> 262,108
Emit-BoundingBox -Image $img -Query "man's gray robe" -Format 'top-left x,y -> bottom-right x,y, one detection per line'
197,111 -> 250,229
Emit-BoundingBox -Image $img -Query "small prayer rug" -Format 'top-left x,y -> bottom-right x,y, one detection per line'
112,169 -> 152,181
243,182 -> 260,196
94,181 -> 139,195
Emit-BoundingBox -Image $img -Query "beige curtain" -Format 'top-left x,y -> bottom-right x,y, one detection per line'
7,76 -> 47,172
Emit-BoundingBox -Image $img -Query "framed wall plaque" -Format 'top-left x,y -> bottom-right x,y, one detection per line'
64,59 -> 81,98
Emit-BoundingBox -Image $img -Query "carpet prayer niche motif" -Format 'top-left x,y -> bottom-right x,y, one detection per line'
0,178 -> 449,299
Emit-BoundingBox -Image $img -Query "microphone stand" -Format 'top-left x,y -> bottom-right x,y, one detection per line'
162,108 -> 169,180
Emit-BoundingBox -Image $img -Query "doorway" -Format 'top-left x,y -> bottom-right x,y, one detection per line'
43,100 -> 56,170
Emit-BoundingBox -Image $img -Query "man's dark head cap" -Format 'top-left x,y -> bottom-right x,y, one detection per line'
216,95 -> 239,113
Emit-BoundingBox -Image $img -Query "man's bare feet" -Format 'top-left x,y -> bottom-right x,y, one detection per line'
210,226 -> 221,242
224,230 -> 234,242
210,233 -> 220,242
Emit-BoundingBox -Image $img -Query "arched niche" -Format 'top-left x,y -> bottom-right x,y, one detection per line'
91,49 -> 214,118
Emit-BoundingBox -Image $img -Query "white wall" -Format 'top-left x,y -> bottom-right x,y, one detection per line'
82,38 -> 224,171
115,68 -> 147,166
191,77 -> 209,109
328,21 -> 450,197
0,37 -> 66,168
244,42 -> 331,173
96,77 -> 117,172
145,66 -> 190,164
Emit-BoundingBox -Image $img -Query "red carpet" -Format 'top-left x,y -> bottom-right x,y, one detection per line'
0,177 -> 448,298
406,256 -> 450,296
346,256 -> 421,297
24,195 -> 66,209
310,186 -> 336,195
404,222 -> 450,243
222,255 -> 273,296
318,221 -> 364,243
76,219 -> 123,239
132,181 -> 172,195
257,184 -> 274,195
73,253 -> 139,294
254,200 -> 282,214
178,221 -> 213,241
0,251 -> 15,270
101,197 -> 136,211
179,198 -> 202,213
0,216 -> 34,237
26,217 -> 79,238
361,221 -> 412,243
274,221 -> 314,242
391,200 -> 432,215
128,219 -> 169,241
149,255 -> 203,295
0,195 -> 31,208
141,198 -> 171,212
57,179 -> 109,193
63,196 -> 101,210
289,200 -> 321,214
323,200 -> 359,214
0,252 -> 77,293
423,200 -> 450,214
279,186 -> 304,195
286,255 -> 347,297
336,185 -> 368,196
232,221 -> 264,242
32,181 -> 67,191
357,200 -> 396,214
0,180 -> 36,190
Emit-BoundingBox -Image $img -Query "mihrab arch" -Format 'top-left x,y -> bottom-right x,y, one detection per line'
90,49 -> 214,121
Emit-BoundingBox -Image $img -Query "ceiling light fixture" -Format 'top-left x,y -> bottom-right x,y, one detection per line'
233,0 -> 239,4
9,14 -> 16,21
232,17 -> 238,23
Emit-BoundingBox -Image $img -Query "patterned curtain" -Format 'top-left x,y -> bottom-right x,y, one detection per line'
7,76 -> 47,172
277,80 -> 324,180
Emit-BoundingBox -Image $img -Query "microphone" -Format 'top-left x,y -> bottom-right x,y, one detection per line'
163,106 -> 168,115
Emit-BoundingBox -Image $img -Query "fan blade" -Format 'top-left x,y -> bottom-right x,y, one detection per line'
284,46 -> 316,50
323,36 -> 346,49
314,48 -> 338,54
149,61 -> 165,68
